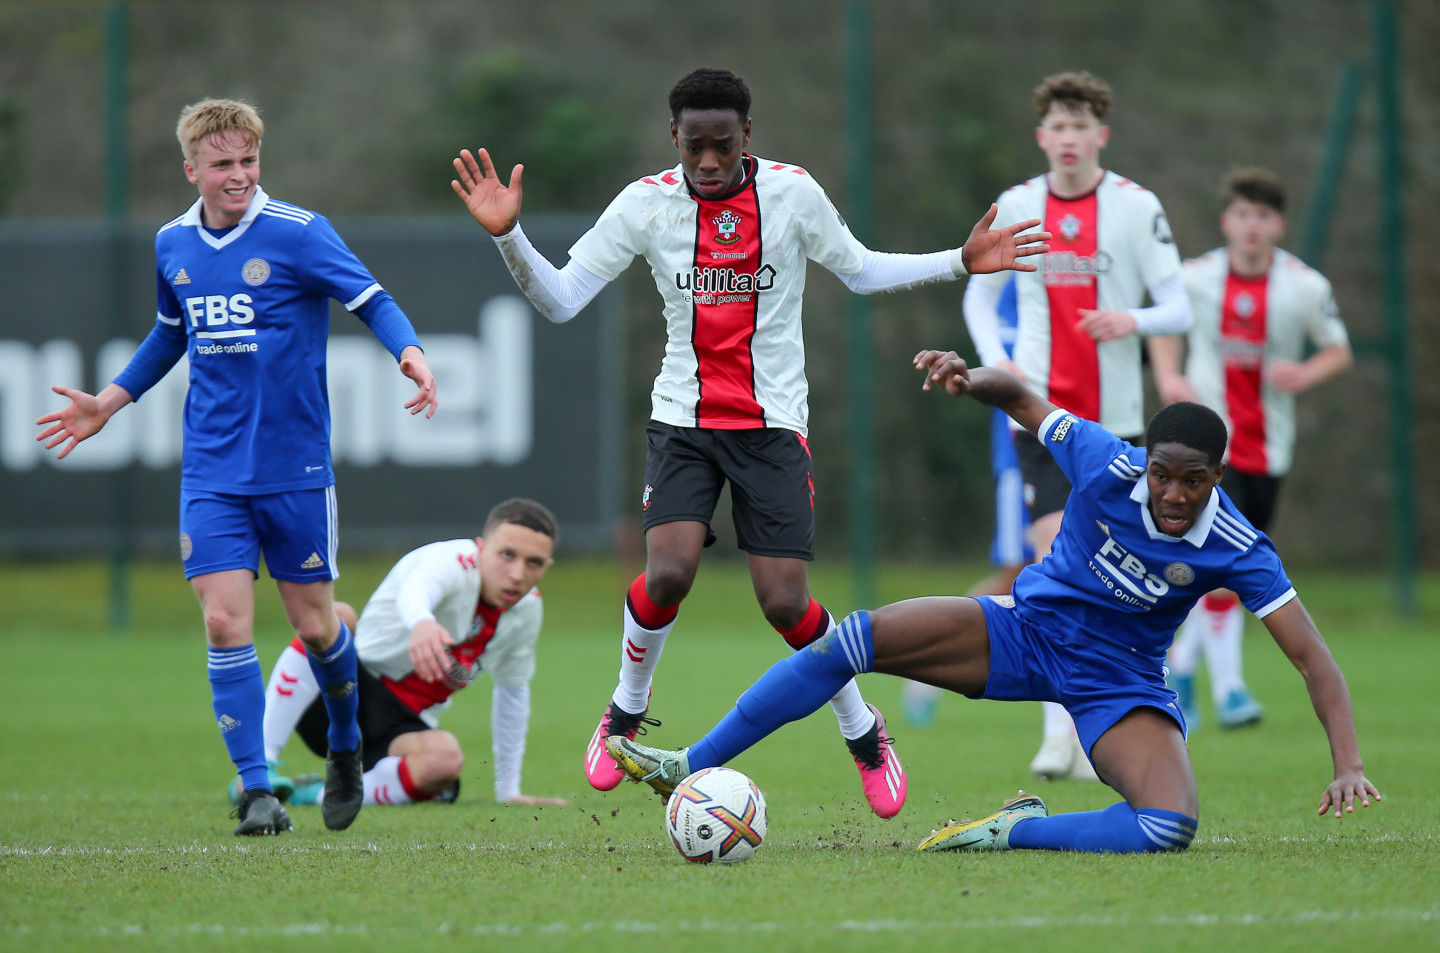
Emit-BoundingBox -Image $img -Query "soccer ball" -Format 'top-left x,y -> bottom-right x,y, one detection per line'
664,767 -> 768,864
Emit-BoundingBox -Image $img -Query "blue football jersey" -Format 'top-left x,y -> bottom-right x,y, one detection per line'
115,187 -> 410,494
1011,410 -> 1296,667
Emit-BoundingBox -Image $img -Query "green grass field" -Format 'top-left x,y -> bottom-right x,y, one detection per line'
1,557 -> 1436,952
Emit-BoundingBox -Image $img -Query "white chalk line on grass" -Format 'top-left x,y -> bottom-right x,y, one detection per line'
3,830 -> 1434,858
2,908 -> 1436,939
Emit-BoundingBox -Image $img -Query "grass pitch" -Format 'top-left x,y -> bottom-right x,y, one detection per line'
1,557 -> 1436,952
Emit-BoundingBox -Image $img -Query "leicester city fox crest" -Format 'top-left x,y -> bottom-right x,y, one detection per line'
713,210 -> 742,245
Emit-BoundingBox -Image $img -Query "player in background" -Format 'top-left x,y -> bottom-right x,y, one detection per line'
609,352 -> 1379,853
1149,168 -> 1352,729
35,99 -> 438,836
963,71 -> 1192,781
254,499 -> 568,810
902,276 -> 1034,728
450,67 -> 1049,820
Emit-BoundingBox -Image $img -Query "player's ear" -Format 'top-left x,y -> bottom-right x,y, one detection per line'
670,118 -> 680,148
741,117 -> 752,147
474,535 -> 486,556
1097,124 -> 1110,149
184,159 -> 199,185
1211,461 -> 1226,487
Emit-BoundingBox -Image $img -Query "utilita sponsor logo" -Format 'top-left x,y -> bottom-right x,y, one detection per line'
1043,249 -> 1113,285
675,265 -> 776,295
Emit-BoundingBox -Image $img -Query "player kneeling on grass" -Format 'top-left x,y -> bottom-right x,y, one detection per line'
608,354 -> 1379,853
245,499 -> 569,810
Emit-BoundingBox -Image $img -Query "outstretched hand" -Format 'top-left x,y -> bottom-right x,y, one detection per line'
398,346 -> 438,418
1318,771 -> 1381,819
451,148 -> 524,237
913,349 -> 971,396
409,619 -> 457,683
504,794 -> 571,807
962,205 -> 1051,274
35,385 -> 113,459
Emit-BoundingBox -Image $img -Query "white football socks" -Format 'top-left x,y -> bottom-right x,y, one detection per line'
1203,600 -> 1247,703
1041,700 -> 1076,738
612,600 -> 675,715
262,643 -> 320,763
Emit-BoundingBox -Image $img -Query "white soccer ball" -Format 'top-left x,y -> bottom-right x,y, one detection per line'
663,767 -> 768,864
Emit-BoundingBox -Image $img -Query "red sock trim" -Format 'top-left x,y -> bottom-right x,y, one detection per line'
288,636 -> 307,655
1203,591 -> 1239,613
397,757 -> 438,803
627,574 -> 679,630
776,599 -> 830,649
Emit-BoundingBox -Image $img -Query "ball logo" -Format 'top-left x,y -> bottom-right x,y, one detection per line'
713,210 -> 742,245
1234,291 -> 1256,320
1164,562 -> 1195,586
1059,213 -> 1083,241
242,258 -> 271,286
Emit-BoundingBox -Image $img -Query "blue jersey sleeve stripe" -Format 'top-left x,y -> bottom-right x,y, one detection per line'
1254,587 -> 1297,618
260,206 -> 314,226
264,200 -> 315,220
157,310 -> 181,326
345,283 -> 383,311
1213,510 -> 1258,545
1211,521 -> 1253,551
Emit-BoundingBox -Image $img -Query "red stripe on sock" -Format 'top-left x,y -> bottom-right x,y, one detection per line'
398,757 -> 438,803
627,574 -> 679,630
776,599 -> 830,649
1203,591 -> 1239,613
288,637 -> 306,654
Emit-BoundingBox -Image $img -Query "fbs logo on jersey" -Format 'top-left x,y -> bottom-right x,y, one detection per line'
642,483 -> 654,511
173,268 -> 192,285
218,714 -> 240,733
713,210 -> 743,245
1058,214 -> 1083,242
300,552 -> 325,570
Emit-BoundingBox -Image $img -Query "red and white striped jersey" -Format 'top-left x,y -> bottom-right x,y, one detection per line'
568,154 -> 867,436
1182,248 -> 1348,476
353,539 -> 542,726
991,171 -> 1182,436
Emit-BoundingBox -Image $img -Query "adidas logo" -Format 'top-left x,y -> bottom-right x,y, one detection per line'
173,268 -> 191,285
218,714 -> 240,733
325,680 -> 357,700
300,552 -> 324,570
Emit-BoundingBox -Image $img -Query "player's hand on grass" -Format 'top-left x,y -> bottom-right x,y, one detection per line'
35,384 -> 126,459
1318,771 -> 1381,819
1077,308 -> 1139,342
504,794 -> 571,807
451,148 -> 523,237
398,346 -> 438,418
961,205 -> 1050,274
913,349 -> 971,396
410,619 -> 457,683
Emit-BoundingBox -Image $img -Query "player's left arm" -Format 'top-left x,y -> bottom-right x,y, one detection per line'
1268,280 -> 1353,393
912,350 -> 1055,435
1078,191 -> 1192,342
491,602 -> 568,807
1259,597 -> 1381,817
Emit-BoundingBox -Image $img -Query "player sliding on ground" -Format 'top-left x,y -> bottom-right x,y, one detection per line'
608,352 -> 1379,853
452,67 -> 1049,820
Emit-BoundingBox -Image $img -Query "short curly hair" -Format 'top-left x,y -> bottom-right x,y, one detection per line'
1034,71 -> 1113,120
1145,402 -> 1228,469
669,67 -> 751,123
1220,166 -> 1285,214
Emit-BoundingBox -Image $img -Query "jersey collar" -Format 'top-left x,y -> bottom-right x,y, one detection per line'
1129,477 -> 1220,548
180,185 -> 271,251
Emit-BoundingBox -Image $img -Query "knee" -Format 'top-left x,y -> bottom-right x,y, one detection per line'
760,591 -> 811,633
643,563 -> 693,607
417,733 -> 464,785
292,613 -> 339,650
202,606 -> 248,647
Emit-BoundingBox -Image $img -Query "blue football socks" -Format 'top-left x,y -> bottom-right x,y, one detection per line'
1008,801 -> 1198,853
690,611 -> 875,769
305,621 -> 362,753
207,644 -> 270,792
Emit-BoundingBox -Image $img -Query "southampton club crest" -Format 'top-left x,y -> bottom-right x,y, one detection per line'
1233,291 -> 1256,320
713,210 -> 742,245
1058,213 -> 1083,241
642,483 -> 654,511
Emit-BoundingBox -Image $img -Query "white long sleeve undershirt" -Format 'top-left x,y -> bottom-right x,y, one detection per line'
492,222 -> 966,320
962,271 -> 1192,367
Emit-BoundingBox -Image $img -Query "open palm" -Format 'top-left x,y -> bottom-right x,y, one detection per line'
451,148 -> 524,237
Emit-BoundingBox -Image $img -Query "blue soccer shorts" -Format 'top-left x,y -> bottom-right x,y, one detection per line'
179,486 -> 339,582
976,594 -> 1187,755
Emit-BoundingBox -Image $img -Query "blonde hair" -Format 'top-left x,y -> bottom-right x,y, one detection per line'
1033,71 -> 1113,120
176,98 -> 264,161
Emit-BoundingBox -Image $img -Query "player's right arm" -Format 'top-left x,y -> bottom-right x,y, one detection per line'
1259,597 -> 1380,818
962,273 -> 1022,378
34,382 -> 134,459
451,147 -> 614,323
393,556 -> 459,683
1146,334 -> 1195,404
912,350 -> 1054,435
